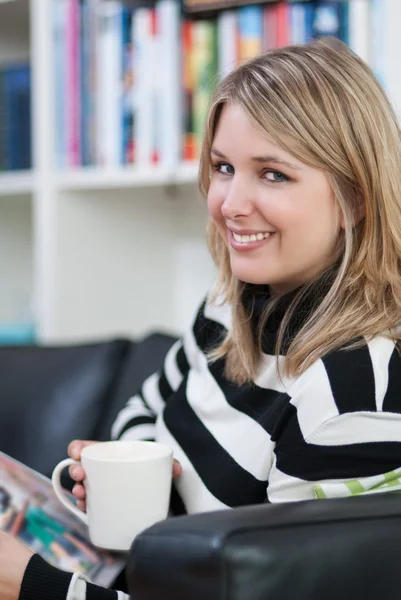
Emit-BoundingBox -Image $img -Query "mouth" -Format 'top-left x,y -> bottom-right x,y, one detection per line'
229,229 -> 276,251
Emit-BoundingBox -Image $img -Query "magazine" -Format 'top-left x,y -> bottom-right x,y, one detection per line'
0,451 -> 125,586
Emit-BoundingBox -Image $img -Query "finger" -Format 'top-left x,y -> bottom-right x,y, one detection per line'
68,440 -> 96,461
68,465 -> 86,482
77,500 -> 86,512
72,484 -> 87,501
172,459 -> 182,479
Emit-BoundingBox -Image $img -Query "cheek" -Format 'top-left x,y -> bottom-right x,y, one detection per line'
207,185 -> 224,225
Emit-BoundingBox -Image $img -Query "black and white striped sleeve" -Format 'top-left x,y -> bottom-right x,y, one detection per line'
267,339 -> 401,502
111,337 -> 190,442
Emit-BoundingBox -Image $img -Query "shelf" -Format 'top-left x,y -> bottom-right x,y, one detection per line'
0,171 -> 35,196
55,162 -> 199,191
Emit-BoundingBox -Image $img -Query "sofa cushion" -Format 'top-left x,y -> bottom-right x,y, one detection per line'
0,339 -> 132,477
127,493 -> 401,600
95,332 -> 177,441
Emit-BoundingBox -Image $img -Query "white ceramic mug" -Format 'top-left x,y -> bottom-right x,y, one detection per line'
52,440 -> 173,551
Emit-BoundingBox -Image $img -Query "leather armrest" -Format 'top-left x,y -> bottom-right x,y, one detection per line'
126,493 -> 401,600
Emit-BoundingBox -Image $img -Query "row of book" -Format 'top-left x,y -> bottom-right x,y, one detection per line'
0,64 -> 31,172
53,0 -> 375,170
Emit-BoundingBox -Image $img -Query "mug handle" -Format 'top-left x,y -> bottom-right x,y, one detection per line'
51,458 -> 88,525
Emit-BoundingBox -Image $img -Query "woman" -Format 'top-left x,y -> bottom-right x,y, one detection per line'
5,36 -> 401,600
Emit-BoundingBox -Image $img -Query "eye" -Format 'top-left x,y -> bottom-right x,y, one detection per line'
264,170 -> 289,183
213,162 -> 235,175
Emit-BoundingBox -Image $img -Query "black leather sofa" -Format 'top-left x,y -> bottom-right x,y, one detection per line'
0,334 -> 176,482
127,491 -> 401,600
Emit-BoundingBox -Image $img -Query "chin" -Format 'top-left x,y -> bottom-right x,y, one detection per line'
230,266 -> 272,286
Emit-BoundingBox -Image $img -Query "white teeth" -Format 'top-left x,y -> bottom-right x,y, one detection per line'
232,231 -> 272,244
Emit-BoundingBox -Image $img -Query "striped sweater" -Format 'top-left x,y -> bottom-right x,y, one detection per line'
112,290 -> 401,510
20,288 -> 401,600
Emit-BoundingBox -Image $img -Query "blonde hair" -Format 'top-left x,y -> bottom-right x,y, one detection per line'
199,37 -> 401,384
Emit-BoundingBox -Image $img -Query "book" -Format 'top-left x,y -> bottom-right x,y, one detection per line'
238,5 -> 263,62
96,1 -> 124,166
263,3 -> 276,51
0,69 -> 7,171
66,0 -> 81,167
192,19 -> 218,158
132,7 -> 161,166
276,2 -> 289,47
121,6 -> 135,165
181,19 -> 197,161
217,9 -> 237,79
312,1 -> 342,40
53,0 -> 68,168
0,451 -> 124,586
80,0 -> 93,166
3,65 -> 32,171
157,0 -> 181,169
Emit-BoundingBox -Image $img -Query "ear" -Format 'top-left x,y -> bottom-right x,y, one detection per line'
340,192 -> 365,229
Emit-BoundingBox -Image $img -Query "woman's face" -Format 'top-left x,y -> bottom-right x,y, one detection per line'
207,103 -> 341,296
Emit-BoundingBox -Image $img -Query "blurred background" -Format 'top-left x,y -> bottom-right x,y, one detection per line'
0,0 -> 397,346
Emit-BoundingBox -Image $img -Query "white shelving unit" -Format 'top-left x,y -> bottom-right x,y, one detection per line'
0,0 -> 215,344
4,0 -> 401,344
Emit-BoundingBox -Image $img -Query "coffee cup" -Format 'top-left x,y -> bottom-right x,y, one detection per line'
52,440 -> 173,551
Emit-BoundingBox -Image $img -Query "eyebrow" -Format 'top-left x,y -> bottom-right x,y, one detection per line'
210,148 -> 301,170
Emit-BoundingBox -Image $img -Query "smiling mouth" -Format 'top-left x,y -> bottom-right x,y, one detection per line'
231,231 -> 274,244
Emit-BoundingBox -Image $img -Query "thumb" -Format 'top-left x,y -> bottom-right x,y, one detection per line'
173,459 -> 182,479
68,440 -> 97,461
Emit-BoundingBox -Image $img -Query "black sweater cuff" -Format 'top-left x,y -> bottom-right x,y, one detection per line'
19,554 -> 73,600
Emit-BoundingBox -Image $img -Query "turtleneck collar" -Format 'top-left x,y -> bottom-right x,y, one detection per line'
241,277 -> 332,355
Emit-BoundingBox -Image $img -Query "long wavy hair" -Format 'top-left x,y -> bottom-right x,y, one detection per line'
199,37 -> 401,384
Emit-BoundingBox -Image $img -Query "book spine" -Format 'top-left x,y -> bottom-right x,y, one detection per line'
149,8 -> 161,165
339,0 -> 349,45
80,0 -> 91,166
66,0 -> 81,167
370,0 -> 384,83
312,1 -> 342,39
192,19 -> 218,158
263,4 -> 277,50
237,5 -> 263,62
133,8 -> 155,166
4,66 -> 32,171
304,2 -> 315,42
53,0 -> 67,168
217,10 -> 237,78
181,19 -> 196,161
290,3 -> 306,44
88,0 -> 99,165
157,0 -> 181,169
121,7 -> 134,165
4,67 -> 16,170
0,69 -> 6,171
97,1 -> 123,167
348,0 -> 369,62
276,2 -> 290,47
21,67 -> 32,170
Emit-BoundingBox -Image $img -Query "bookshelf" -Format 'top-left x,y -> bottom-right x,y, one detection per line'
29,0 -> 215,344
1,0 -> 400,345
0,171 -> 35,196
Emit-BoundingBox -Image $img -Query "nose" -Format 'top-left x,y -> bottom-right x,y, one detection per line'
220,175 -> 254,220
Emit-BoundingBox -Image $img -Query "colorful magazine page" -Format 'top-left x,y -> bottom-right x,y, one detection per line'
0,451 -> 125,587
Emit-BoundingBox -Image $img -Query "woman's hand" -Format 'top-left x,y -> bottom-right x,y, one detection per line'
68,439 -> 183,512
0,531 -> 33,600
68,440 -> 98,512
